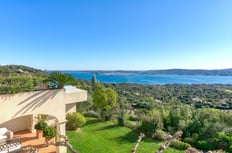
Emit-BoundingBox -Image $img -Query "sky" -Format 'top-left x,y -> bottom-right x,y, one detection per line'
0,0 -> 232,70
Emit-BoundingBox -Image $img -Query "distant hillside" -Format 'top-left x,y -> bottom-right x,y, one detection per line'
144,68 -> 232,76
88,68 -> 232,76
0,65 -> 48,77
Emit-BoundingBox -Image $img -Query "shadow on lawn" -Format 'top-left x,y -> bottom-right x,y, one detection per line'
114,129 -> 157,144
97,124 -> 119,131
114,129 -> 138,143
85,118 -> 100,126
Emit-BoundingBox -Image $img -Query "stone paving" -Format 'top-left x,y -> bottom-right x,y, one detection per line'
14,130 -> 56,153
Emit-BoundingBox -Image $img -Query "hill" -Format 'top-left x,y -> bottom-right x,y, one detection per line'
88,68 -> 232,76
0,65 -> 48,77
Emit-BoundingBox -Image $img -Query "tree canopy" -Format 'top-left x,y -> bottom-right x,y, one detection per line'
93,84 -> 117,121
45,72 -> 75,89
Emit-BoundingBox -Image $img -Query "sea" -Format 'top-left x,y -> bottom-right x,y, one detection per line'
61,71 -> 232,85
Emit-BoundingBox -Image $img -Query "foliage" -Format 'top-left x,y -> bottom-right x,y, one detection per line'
83,110 -> 100,118
43,126 -> 56,139
91,74 -> 98,85
67,118 -> 184,153
34,120 -> 48,131
128,115 -> 139,121
0,76 -> 34,94
66,112 -> 86,130
72,80 -> 232,152
45,72 -> 75,89
93,84 -> 117,121
110,83 -> 232,109
169,139 -> 191,150
152,129 -> 167,141
212,132 -> 232,152
0,65 -> 48,77
117,110 -> 125,126
138,109 -> 163,137
124,120 -> 136,129
195,140 -> 215,151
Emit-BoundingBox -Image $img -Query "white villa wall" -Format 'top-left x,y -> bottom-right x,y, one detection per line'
0,87 -> 87,153
66,103 -> 77,113
0,89 -> 66,125
0,115 -> 32,132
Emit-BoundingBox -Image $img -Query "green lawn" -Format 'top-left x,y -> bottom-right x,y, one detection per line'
67,118 -> 183,153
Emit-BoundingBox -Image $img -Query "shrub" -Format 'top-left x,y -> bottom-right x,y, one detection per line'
152,130 -> 167,141
124,120 -> 136,129
117,110 -> 125,126
139,110 -> 163,137
183,137 -> 195,146
195,140 -> 215,151
128,115 -> 139,121
0,76 -> 33,94
212,132 -> 232,152
43,126 -> 56,139
34,121 -> 48,131
83,111 -> 100,118
66,112 -> 86,130
169,139 -> 191,150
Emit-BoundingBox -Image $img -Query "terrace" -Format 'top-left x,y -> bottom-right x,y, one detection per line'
14,130 -> 56,153
0,86 -> 87,153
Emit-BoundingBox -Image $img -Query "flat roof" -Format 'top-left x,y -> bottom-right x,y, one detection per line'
64,85 -> 83,93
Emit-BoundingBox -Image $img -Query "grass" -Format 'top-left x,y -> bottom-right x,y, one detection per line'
67,118 -> 184,153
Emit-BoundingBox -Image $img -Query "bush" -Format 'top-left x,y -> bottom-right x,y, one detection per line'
128,115 -> 139,121
212,132 -> 232,152
34,121 -> 48,131
169,139 -> 191,150
117,110 -> 125,126
0,76 -> 33,94
183,137 -> 195,146
139,110 -> 163,137
83,111 -> 100,118
66,112 -> 86,130
195,140 -> 215,151
152,130 -> 167,141
124,120 -> 136,129
43,126 -> 56,139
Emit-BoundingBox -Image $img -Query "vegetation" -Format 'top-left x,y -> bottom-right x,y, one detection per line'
107,83 -> 232,109
75,77 -> 232,152
2,65 -> 232,152
34,120 -> 48,131
0,65 -> 76,94
45,71 -> 75,89
0,65 -> 48,94
0,65 -> 48,77
0,76 -> 34,94
43,126 -> 56,139
66,112 -> 86,130
93,84 -> 117,121
169,140 -> 191,150
67,118 -> 183,153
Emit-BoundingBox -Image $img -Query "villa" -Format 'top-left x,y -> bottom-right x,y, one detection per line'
0,86 -> 87,153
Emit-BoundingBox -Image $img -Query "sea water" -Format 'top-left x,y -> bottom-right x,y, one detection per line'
61,71 -> 232,85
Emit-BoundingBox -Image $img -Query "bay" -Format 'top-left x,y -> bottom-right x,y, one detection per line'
61,71 -> 232,85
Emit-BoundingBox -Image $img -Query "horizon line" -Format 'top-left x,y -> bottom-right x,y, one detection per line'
47,68 -> 232,71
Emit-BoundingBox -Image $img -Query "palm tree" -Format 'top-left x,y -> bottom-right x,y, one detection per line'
45,72 -> 75,89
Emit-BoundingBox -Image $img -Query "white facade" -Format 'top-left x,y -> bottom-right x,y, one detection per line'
0,87 -> 87,153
